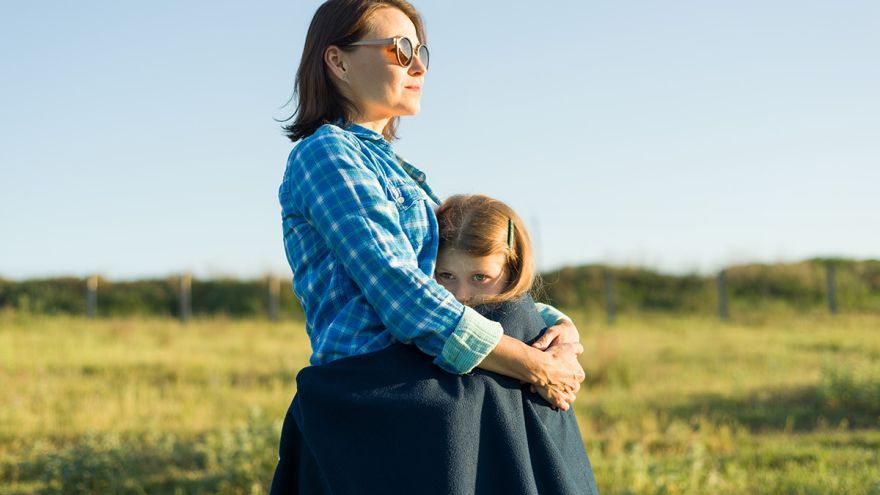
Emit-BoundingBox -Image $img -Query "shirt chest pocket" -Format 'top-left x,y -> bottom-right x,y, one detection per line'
387,180 -> 431,249
387,181 -> 427,211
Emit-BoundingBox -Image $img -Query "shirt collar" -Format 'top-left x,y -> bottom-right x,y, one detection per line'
396,156 -> 427,183
333,119 -> 386,142
332,118 -> 441,204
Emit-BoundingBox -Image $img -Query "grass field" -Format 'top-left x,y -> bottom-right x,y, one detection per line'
1,312 -> 878,494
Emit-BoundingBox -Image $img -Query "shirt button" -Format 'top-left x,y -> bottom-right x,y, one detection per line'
397,196 -> 405,204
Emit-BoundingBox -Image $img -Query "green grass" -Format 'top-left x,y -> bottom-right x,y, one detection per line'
1,312 -> 878,494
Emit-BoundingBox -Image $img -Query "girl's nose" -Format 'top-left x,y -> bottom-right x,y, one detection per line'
453,287 -> 472,305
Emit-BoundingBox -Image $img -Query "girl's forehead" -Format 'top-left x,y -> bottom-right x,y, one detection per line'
438,249 -> 506,271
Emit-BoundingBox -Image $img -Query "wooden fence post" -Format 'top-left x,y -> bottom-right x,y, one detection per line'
826,263 -> 838,315
717,269 -> 729,320
86,275 -> 98,319
180,274 -> 192,323
268,276 -> 280,321
603,269 -> 616,325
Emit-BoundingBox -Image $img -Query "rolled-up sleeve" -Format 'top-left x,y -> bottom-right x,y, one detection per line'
285,132 -> 502,374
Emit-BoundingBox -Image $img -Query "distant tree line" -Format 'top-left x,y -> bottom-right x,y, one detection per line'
537,258 -> 880,315
1,258 -> 878,318
0,277 -> 304,319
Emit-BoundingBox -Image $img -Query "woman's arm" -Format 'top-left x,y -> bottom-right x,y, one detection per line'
285,130 -> 585,398
283,130 -> 502,374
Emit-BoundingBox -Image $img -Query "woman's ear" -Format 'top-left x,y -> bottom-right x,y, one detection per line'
324,46 -> 348,83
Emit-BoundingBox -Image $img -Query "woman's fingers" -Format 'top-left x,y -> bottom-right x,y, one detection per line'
553,319 -> 581,346
534,381 -> 578,411
532,327 -> 560,350
558,391 -> 576,409
549,342 -> 584,360
533,320 -> 582,351
554,344 -> 586,382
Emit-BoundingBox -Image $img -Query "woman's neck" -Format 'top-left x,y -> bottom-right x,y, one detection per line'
350,116 -> 391,136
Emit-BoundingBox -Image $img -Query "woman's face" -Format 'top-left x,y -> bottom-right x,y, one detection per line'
435,249 -> 510,306
333,7 -> 426,121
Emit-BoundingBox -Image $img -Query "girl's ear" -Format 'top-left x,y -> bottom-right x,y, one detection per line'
324,45 -> 348,82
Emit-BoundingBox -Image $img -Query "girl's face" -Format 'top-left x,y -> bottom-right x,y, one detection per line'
334,7 -> 426,122
435,248 -> 509,306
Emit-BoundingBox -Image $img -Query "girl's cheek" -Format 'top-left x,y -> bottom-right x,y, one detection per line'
488,279 -> 507,296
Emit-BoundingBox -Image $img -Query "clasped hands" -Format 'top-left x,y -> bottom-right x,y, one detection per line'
525,318 -> 586,411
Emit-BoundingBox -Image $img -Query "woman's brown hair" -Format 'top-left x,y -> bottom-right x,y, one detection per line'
436,195 -> 539,305
281,0 -> 426,142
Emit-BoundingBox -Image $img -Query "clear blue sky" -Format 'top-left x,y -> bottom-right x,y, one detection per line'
2,1 -> 878,280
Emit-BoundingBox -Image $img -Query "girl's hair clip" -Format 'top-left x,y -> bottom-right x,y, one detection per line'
507,218 -> 515,249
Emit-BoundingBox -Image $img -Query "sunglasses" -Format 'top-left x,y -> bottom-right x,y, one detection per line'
347,36 -> 430,71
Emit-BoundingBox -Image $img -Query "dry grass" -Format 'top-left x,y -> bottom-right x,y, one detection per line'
1,312 -> 878,494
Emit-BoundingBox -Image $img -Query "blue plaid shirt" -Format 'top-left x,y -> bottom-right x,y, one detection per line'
279,121 -> 566,374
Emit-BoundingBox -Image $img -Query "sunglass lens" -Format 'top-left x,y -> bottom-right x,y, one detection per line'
418,45 -> 429,70
398,37 -> 414,66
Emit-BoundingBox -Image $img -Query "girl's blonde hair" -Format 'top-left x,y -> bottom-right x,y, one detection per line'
436,194 -> 536,305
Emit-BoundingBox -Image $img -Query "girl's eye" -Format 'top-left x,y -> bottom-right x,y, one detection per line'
472,274 -> 489,282
438,272 -> 454,280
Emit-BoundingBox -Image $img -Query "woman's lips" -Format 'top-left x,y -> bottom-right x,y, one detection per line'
405,85 -> 421,91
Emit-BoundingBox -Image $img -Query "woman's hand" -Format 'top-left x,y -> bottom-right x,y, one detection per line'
531,318 -> 580,350
478,334 -> 585,410
529,342 -> 585,411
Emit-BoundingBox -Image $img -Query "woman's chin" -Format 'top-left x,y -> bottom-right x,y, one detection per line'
397,101 -> 421,116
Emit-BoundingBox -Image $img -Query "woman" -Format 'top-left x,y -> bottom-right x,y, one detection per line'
272,1 -> 594,493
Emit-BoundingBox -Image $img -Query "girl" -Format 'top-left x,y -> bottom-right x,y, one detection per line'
434,194 -> 540,308
434,194 -> 601,493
